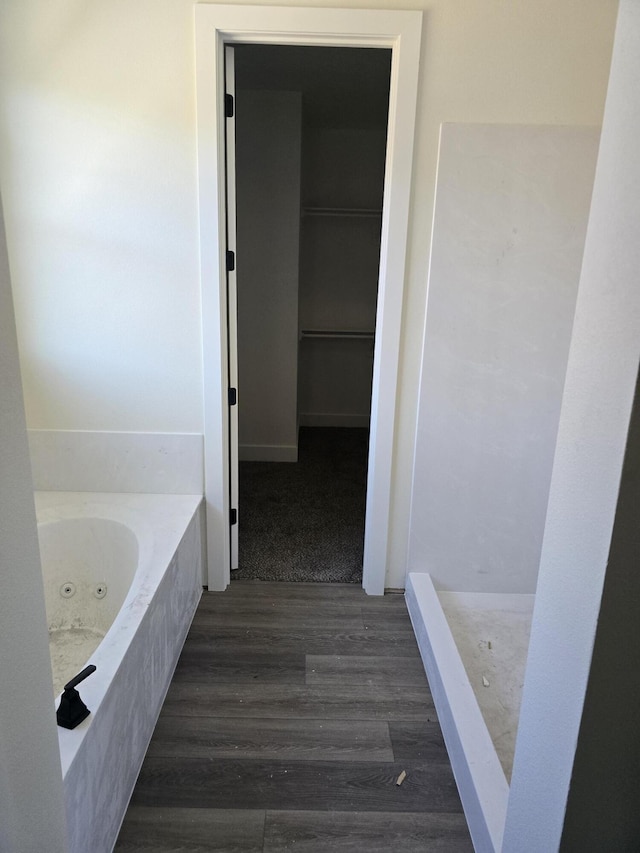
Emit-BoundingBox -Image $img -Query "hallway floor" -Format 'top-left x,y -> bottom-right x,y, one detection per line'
115,581 -> 472,852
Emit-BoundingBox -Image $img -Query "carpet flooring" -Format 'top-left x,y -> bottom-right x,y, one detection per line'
235,428 -> 368,584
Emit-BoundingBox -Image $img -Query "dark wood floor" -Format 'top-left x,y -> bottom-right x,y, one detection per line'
115,581 -> 472,852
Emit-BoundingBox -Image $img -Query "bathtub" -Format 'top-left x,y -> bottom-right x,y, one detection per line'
35,491 -> 204,853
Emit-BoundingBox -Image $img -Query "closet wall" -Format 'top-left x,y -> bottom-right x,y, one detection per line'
298,127 -> 386,427
235,89 -> 302,462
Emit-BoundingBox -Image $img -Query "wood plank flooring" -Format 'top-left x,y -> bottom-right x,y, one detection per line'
115,581 -> 472,852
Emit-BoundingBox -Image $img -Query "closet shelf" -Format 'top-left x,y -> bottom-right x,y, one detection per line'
300,329 -> 375,341
302,206 -> 382,219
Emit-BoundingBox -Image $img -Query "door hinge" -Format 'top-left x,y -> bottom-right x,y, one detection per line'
226,249 -> 235,272
225,93 -> 234,118
230,507 -> 237,525
228,387 -> 237,406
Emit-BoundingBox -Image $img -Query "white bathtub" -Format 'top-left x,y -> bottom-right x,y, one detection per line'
35,491 -> 204,853
40,515 -> 140,696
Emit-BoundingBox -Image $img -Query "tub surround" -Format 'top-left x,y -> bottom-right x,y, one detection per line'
29,430 -> 203,494
35,491 -> 204,853
409,123 -> 599,595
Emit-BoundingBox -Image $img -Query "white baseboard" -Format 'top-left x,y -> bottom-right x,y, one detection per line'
239,443 -> 298,462
28,430 -> 204,494
405,572 -> 508,853
298,413 -> 370,428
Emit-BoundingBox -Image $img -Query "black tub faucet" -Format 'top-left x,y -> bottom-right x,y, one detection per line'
56,665 -> 97,729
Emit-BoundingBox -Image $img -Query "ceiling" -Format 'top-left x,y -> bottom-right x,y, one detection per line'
234,44 -> 391,129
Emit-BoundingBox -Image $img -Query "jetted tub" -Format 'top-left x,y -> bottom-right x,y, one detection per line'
35,491 -> 204,853
40,515 -> 140,696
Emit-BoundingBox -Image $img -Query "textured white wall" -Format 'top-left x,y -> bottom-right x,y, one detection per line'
409,123 -> 599,593
0,0 -> 618,587
0,196 -> 67,852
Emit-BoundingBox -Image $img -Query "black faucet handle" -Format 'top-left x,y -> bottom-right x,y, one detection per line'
63,664 -> 96,692
57,665 -> 97,729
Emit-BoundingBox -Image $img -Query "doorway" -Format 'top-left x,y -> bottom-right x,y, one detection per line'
194,5 -> 422,593
232,45 -> 391,584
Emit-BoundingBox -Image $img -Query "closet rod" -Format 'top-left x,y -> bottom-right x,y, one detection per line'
300,329 -> 375,341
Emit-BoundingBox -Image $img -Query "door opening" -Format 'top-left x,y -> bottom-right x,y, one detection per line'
231,44 -> 391,584
194,5 -> 422,594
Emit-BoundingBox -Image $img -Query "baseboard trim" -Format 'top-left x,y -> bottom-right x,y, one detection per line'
239,443 -> 298,462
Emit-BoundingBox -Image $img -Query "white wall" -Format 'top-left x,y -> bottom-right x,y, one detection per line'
504,1 -> 640,845
0,195 -> 68,852
236,89 -> 301,461
0,0 -> 202,433
409,123 -> 599,594
0,0 -> 618,588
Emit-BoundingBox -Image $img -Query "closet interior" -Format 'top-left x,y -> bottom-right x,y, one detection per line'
234,44 -> 391,461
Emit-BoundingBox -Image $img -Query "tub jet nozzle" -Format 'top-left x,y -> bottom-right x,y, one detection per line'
56,664 -> 97,729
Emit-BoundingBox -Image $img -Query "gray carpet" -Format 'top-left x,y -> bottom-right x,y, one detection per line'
235,428 -> 368,583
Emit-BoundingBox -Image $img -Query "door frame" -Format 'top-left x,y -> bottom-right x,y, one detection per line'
195,4 -> 422,593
